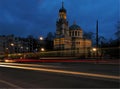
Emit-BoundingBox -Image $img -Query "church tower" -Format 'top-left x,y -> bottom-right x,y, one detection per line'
54,2 -> 71,50
56,2 -> 69,37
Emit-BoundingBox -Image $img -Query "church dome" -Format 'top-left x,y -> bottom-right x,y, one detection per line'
59,7 -> 66,13
59,2 -> 66,13
69,23 -> 82,30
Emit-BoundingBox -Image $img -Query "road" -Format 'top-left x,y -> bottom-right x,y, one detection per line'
0,62 -> 119,88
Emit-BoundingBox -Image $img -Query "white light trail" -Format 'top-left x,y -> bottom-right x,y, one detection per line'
0,63 -> 119,80
0,62 -> 63,68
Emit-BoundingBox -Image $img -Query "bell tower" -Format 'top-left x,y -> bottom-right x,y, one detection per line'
56,2 -> 69,37
54,2 -> 71,50
59,2 -> 66,20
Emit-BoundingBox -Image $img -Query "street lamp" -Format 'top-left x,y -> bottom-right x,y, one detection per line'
39,37 -> 43,40
39,36 -> 44,51
92,48 -> 97,52
5,48 -> 9,59
26,47 -> 29,52
92,47 -> 97,58
41,48 -> 45,52
10,43 -> 14,53
20,46 -> 23,53
10,43 -> 14,46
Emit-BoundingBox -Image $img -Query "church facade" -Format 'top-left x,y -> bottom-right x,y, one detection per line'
54,2 -> 92,56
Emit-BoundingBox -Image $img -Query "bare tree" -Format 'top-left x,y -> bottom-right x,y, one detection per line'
115,21 -> 120,40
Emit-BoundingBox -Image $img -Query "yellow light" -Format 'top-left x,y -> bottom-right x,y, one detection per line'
41,48 -> 45,51
18,53 -> 22,56
92,48 -> 97,51
5,59 -> 16,63
10,43 -> 14,46
39,37 -> 43,40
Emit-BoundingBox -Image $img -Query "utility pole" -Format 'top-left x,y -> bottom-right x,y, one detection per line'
96,20 -> 99,58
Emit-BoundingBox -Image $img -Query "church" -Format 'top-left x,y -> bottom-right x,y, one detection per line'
54,2 -> 92,56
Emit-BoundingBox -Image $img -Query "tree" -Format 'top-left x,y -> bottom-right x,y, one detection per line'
46,32 -> 55,41
83,31 -> 94,39
45,32 -> 55,51
83,31 -> 95,46
115,21 -> 120,40
99,36 -> 106,45
26,35 -> 38,52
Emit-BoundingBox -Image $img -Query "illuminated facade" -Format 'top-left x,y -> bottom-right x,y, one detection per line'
54,2 -> 71,50
54,2 -> 92,56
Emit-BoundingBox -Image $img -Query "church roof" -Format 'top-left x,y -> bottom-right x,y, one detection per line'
69,23 -> 82,30
59,8 -> 66,13
59,2 -> 66,13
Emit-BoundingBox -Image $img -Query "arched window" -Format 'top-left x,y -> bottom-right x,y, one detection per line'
69,32 -> 71,36
75,31 -> 77,36
72,31 -> 74,36
78,31 -> 80,36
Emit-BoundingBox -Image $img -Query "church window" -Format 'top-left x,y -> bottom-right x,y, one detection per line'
72,31 -> 74,36
75,31 -> 77,36
78,31 -> 79,36
69,32 -> 71,36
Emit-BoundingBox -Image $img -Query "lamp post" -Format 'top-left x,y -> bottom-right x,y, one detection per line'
96,20 -> 99,58
20,46 -> 23,53
92,48 -> 97,52
39,36 -> 44,51
38,36 -> 45,58
5,48 -> 9,59
41,48 -> 45,52
39,37 -> 43,41
10,43 -> 14,54
92,47 -> 98,60
26,47 -> 29,53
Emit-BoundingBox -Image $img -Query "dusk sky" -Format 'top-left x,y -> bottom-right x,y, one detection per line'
0,0 -> 119,39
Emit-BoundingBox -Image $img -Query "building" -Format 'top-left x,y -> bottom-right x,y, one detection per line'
0,35 -> 37,54
54,2 -> 92,56
0,35 -> 15,54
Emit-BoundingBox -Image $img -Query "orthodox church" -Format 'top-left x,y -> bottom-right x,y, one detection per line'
54,2 -> 92,56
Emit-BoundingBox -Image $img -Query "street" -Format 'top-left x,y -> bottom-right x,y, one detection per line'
0,62 -> 119,88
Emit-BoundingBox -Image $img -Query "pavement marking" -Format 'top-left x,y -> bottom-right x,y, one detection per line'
0,79 -> 23,88
0,64 -> 120,80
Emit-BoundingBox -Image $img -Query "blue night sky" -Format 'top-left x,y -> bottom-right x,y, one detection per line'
0,0 -> 119,39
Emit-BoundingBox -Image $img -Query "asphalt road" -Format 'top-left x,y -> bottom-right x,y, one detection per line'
0,62 -> 119,88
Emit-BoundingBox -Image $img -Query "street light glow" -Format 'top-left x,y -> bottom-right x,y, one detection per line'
41,48 -> 45,51
39,37 -> 43,40
26,47 -> 28,49
92,48 -> 97,51
11,43 -> 14,46
21,46 -> 23,49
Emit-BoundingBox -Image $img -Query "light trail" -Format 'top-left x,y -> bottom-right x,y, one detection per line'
0,63 -> 120,80
0,62 -> 64,68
